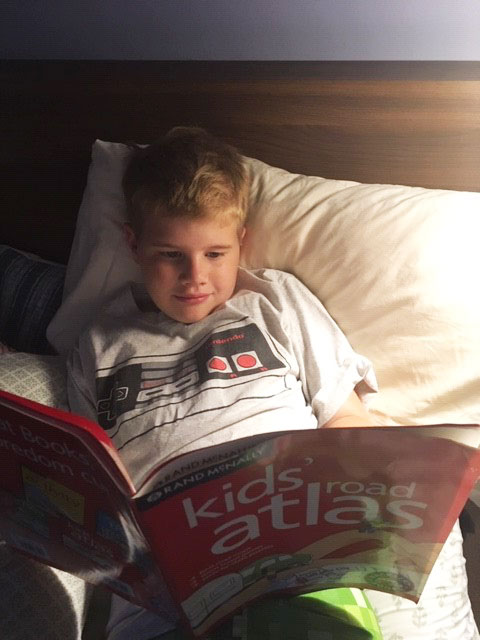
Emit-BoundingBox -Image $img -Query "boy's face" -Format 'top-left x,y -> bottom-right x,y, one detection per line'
126,214 -> 245,324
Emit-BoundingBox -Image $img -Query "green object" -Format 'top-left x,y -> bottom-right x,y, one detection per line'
159,588 -> 382,639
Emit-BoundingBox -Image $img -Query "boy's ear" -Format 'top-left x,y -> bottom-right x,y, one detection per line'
124,223 -> 139,262
239,226 -> 247,244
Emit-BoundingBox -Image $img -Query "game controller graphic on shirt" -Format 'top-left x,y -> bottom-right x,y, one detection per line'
95,322 -> 287,431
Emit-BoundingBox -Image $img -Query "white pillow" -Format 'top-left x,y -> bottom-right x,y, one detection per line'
47,140 -> 480,427
242,160 -> 480,427
48,141 -> 142,351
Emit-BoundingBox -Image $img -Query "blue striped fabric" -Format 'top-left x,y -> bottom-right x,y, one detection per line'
0,246 -> 66,354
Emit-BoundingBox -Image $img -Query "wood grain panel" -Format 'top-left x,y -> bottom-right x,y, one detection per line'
1,61 -> 479,262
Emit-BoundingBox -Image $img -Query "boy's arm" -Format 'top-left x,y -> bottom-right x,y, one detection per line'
322,391 -> 378,428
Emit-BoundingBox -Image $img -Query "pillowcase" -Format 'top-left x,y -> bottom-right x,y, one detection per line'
0,352 -> 67,409
52,142 -> 141,344
0,540 -> 91,640
0,246 -> 66,355
242,161 -> 480,427
46,140 -> 480,428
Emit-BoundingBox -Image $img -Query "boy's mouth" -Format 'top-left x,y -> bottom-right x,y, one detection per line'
174,294 -> 210,305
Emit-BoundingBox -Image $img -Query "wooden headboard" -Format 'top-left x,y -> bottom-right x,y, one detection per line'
2,60 -> 479,263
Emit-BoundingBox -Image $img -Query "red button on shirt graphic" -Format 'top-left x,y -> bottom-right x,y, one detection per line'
235,353 -> 256,368
233,351 -> 261,370
208,357 -> 228,371
207,356 -> 232,373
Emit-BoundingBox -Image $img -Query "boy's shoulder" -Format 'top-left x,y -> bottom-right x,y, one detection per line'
237,267 -> 309,301
237,267 -> 321,314
79,282 -> 151,338
238,266 -> 300,288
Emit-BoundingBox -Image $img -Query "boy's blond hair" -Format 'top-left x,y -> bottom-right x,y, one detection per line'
122,127 -> 249,234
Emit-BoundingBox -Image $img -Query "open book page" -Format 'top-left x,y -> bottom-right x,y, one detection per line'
0,390 -> 135,495
133,426 -> 480,637
0,390 -> 176,620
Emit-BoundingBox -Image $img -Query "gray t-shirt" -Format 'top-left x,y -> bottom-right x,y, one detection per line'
67,267 -> 376,490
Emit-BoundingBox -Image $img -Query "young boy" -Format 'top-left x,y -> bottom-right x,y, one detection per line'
67,127 -> 379,639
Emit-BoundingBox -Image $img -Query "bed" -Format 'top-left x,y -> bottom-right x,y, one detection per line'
1,60 -> 480,639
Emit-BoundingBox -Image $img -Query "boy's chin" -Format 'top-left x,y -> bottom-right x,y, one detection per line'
163,304 -> 219,325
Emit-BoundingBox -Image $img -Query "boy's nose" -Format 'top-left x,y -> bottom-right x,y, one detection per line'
181,256 -> 207,285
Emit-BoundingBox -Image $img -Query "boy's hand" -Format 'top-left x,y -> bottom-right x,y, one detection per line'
322,391 -> 378,428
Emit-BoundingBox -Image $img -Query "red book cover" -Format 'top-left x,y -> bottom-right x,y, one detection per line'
133,427 -> 480,636
1,389 -> 480,638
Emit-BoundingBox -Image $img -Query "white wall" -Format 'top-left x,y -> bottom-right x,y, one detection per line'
2,0 -> 480,60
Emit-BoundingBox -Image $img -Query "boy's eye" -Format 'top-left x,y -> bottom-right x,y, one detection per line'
157,250 -> 225,260
159,251 -> 182,259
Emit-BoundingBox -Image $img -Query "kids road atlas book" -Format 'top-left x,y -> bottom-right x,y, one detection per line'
1,389 -> 480,638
